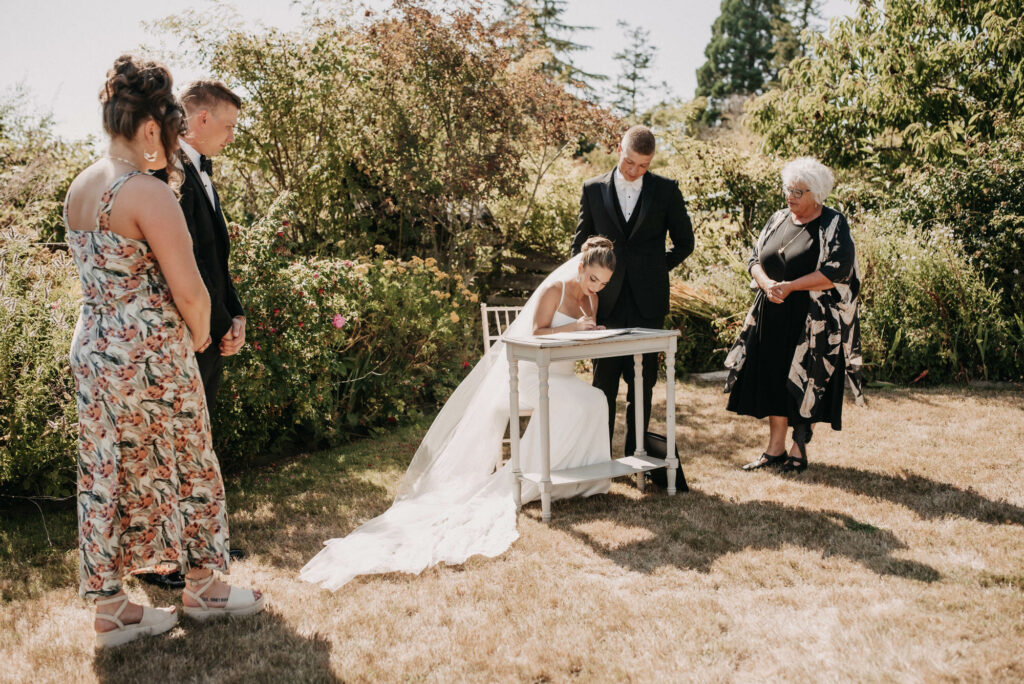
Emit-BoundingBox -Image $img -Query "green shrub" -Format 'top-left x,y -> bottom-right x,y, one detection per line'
0,89 -> 91,243
857,214 -> 1021,383
159,3 -> 617,274
211,216 -> 480,465
0,230 -> 79,496
0,217 -> 481,494
889,137 -> 1024,317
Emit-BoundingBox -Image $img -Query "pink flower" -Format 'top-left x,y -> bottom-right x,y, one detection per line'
343,260 -> 353,268
332,314 -> 347,329
313,273 -> 320,280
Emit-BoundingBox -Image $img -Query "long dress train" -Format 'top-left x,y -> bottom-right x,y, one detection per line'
299,257 -> 610,591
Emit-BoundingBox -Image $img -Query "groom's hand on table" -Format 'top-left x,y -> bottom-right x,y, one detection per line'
219,316 -> 246,356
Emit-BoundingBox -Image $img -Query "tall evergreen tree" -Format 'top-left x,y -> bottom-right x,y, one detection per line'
611,20 -> 657,118
771,0 -> 824,71
504,0 -> 605,92
695,0 -> 786,99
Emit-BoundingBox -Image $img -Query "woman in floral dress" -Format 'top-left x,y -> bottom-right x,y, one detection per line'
65,54 -> 263,649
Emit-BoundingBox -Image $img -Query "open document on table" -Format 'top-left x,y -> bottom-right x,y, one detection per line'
540,328 -> 631,342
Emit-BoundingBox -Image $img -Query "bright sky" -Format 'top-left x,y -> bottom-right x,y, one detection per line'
0,0 -> 855,141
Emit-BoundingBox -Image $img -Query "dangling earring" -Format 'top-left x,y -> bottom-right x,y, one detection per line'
143,150 -> 158,163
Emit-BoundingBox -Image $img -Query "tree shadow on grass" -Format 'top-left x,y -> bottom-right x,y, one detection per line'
540,489 -> 940,582
92,607 -> 338,683
799,464 -> 1024,526
223,423 -> 426,574
0,423 -> 428,599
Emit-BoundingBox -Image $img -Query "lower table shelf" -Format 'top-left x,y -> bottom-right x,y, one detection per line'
519,454 -> 667,486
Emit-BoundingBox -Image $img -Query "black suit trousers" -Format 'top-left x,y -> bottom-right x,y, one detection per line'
592,280 -> 663,456
195,346 -> 225,421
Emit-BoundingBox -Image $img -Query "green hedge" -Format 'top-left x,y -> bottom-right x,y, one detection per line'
0,220 -> 479,496
211,217 -> 479,466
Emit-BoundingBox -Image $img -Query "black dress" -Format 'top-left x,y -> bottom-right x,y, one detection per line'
726,215 -> 845,428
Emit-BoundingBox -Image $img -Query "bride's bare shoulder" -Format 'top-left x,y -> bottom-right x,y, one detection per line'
536,281 -> 565,305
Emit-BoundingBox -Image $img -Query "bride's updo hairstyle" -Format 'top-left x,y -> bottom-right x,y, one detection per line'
100,54 -> 185,180
580,235 -> 616,271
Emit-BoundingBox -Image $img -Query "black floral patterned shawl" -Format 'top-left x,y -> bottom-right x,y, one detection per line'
724,206 -> 865,421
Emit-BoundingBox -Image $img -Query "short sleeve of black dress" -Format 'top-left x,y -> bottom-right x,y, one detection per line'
727,214 -> 842,426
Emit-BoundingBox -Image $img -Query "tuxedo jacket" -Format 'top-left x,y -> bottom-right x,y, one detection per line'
178,152 -> 244,343
571,169 -> 694,322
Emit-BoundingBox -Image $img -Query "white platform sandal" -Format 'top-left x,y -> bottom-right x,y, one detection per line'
182,573 -> 265,621
94,594 -> 178,649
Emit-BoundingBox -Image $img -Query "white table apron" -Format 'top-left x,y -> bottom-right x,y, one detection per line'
504,328 -> 680,523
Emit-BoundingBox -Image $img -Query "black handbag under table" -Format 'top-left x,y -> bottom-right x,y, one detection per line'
643,432 -> 689,492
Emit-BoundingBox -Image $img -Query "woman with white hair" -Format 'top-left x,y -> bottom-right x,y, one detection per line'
724,157 -> 863,472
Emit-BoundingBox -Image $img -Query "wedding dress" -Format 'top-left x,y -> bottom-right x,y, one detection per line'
299,256 -> 611,591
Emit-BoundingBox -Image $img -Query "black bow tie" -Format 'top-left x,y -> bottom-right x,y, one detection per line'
198,154 -> 213,176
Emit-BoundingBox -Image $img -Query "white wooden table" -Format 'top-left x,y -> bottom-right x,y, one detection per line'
503,328 -> 681,522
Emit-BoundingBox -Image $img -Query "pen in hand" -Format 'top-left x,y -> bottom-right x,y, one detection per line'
578,304 -> 605,331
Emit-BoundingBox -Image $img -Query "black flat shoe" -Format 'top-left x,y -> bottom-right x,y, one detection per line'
229,548 -> 247,561
137,571 -> 186,590
742,452 -> 788,471
781,423 -> 811,472
779,455 -> 808,472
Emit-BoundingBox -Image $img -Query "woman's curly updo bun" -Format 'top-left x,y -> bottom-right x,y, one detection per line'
100,54 -> 185,163
580,235 -> 616,271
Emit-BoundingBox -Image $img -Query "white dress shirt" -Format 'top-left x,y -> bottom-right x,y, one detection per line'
178,138 -> 216,206
614,167 -> 644,222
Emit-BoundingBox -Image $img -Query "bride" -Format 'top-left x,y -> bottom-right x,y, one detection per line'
300,237 -> 617,590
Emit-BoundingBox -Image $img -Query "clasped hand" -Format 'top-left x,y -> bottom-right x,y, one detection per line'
219,316 -> 247,356
762,279 -> 792,304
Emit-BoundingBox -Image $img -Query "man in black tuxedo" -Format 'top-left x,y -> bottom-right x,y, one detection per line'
140,81 -> 246,589
571,125 -> 694,456
177,81 -> 246,414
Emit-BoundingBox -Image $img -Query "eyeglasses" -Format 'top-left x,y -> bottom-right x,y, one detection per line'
783,185 -> 809,199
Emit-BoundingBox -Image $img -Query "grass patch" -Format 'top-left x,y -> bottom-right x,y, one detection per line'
2,384 -> 1024,681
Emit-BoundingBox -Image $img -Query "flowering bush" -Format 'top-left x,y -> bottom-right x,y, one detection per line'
0,217 -> 480,494
211,218 -> 480,466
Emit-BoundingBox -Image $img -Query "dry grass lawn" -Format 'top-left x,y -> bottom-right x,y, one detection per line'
2,382 -> 1024,683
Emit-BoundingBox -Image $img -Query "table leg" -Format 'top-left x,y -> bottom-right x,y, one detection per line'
509,358 -> 522,510
666,337 -> 678,495
538,356 -> 552,523
633,353 -> 647,490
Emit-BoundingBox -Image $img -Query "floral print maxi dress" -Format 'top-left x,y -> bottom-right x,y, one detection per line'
67,171 -> 230,599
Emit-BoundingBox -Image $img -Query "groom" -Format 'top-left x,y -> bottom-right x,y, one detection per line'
571,125 -> 694,456
177,80 -> 247,415
140,80 -> 246,590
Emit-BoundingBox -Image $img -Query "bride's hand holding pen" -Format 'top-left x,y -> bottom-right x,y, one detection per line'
575,304 -> 605,332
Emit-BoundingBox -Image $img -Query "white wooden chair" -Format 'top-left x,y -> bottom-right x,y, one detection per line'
480,303 -> 525,353
480,303 -> 532,469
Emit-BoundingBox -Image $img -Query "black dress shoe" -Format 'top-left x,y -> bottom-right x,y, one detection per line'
229,548 -> 247,561
137,571 -> 186,589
